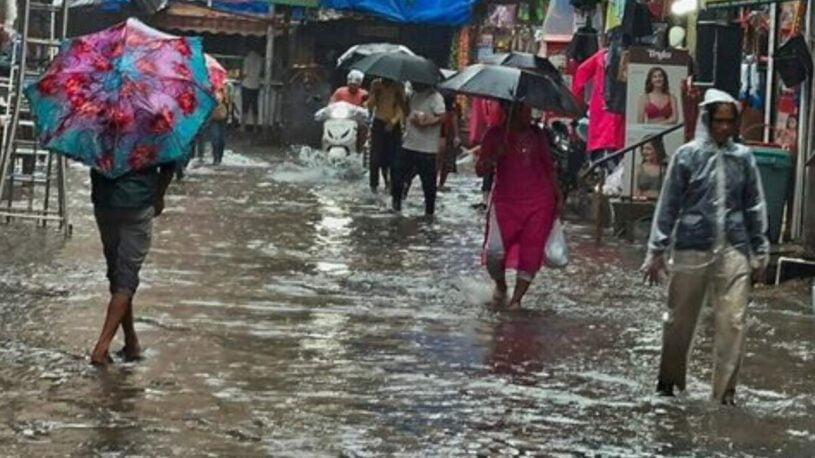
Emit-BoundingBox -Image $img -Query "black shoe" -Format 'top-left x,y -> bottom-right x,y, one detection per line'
656,381 -> 675,397
391,198 -> 402,213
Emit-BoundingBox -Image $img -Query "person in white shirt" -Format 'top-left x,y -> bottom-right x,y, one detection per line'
241,50 -> 263,132
391,82 -> 445,216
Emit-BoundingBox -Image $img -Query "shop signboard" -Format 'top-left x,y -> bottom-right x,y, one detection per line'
622,47 -> 690,199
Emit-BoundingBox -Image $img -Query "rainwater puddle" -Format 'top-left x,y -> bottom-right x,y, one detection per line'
0,143 -> 812,456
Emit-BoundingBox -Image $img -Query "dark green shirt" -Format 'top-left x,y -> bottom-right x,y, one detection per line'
91,167 -> 159,210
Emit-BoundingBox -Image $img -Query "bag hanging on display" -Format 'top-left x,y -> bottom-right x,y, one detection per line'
775,35 -> 813,88
545,219 -> 569,268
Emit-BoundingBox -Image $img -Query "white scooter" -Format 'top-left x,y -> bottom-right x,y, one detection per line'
314,102 -> 369,163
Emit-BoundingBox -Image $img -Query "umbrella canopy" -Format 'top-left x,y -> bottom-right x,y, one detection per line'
336,42 -> 415,68
205,53 -> 228,91
351,52 -> 440,85
25,18 -> 215,178
438,64 -> 581,116
483,52 -> 562,82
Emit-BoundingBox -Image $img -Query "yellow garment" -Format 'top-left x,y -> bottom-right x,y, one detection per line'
605,0 -> 624,32
368,79 -> 405,127
658,246 -> 751,402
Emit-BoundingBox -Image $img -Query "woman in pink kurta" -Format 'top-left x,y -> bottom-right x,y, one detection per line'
572,49 -> 625,153
476,104 -> 562,310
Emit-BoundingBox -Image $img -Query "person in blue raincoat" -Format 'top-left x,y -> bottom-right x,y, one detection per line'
641,89 -> 769,405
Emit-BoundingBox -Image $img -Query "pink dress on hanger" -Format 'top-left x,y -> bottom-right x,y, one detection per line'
476,126 -> 558,278
572,49 -> 625,152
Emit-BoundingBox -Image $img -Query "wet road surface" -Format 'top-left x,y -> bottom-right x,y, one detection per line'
0,143 -> 813,456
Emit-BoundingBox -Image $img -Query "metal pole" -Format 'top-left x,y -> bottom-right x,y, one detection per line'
262,4 -> 275,130
764,3 -> 778,143
801,1 -> 815,251
0,0 -> 30,205
790,3 -> 810,241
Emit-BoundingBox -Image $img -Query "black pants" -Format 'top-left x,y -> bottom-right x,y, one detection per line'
370,119 -> 400,191
392,148 -> 437,215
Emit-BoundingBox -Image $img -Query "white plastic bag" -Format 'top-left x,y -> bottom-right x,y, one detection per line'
545,218 -> 569,268
601,162 -> 624,196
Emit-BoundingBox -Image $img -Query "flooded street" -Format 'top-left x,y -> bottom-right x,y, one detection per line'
0,141 -> 813,456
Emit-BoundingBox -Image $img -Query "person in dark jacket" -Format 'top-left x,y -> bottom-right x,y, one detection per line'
641,89 -> 769,405
89,164 -> 174,365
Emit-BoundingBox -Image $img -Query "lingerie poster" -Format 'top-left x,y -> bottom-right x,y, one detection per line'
623,47 -> 690,199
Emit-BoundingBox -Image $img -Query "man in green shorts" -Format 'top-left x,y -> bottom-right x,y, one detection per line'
89,164 -> 174,365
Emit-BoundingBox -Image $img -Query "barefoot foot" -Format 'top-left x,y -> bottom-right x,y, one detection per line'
116,345 -> 143,362
492,288 -> 508,308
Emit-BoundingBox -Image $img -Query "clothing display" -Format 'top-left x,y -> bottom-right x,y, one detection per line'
572,49 -> 625,152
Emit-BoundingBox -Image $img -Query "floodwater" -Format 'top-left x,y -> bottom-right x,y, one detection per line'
0,141 -> 813,456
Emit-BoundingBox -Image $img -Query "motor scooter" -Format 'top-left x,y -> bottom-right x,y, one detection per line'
314,102 -> 369,163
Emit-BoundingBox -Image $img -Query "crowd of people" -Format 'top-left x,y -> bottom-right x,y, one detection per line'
86,60 -> 770,406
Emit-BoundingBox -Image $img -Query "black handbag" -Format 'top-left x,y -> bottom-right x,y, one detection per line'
775,35 -> 812,87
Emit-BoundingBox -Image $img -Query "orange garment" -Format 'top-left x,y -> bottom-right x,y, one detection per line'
330,86 -> 368,107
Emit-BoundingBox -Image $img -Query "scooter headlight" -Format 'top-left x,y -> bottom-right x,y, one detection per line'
330,105 -> 351,119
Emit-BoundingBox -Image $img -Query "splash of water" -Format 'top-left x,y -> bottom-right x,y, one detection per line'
270,146 -> 365,184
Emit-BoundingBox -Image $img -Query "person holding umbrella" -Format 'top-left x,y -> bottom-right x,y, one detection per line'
366,77 -> 407,193
391,81 -> 446,215
440,64 -> 579,309
354,52 -> 440,197
476,103 -> 562,310
24,19 -> 216,364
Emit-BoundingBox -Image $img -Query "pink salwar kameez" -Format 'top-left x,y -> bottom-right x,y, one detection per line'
477,126 -> 558,280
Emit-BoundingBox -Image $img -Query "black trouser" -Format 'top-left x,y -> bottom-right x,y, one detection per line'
369,119 -> 401,191
392,148 -> 437,215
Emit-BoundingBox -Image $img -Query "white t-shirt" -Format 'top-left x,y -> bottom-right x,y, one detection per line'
242,51 -> 263,90
402,89 -> 446,154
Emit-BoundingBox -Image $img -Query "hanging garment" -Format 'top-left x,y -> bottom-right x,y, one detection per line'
567,25 -> 599,64
572,49 -> 625,152
604,29 -> 628,114
739,56 -> 762,109
605,0 -> 626,32
622,0 -> 654,40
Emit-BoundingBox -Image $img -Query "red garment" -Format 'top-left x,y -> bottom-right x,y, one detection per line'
571,49 -> 625,152
330,87 -> 368,106
468,97 -> 505,146
478,126 -> 557,275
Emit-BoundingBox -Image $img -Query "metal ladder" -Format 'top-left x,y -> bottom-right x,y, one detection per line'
0,0 -> 70,235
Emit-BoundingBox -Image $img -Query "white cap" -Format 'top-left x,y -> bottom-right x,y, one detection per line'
347,70 -> 364,85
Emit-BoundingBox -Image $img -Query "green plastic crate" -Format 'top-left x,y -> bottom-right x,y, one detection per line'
751,147 -> 792,243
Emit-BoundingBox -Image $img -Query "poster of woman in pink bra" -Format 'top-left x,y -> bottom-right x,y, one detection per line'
622,48 -> 690,199
636,67 -> 680,124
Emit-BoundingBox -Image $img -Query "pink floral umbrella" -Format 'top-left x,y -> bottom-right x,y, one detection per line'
25,18 -> 216,178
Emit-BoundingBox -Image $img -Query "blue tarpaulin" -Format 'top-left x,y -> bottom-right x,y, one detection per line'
320,0 -> 475,26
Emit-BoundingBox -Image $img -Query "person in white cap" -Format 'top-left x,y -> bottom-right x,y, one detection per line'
641,88 -> 769,405
330,69 -> 368,107
330,70 -> 369,152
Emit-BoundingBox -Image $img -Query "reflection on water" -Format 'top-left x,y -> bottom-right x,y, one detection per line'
0,145 -> 813,456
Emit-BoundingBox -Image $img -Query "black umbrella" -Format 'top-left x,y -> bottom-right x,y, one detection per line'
483,52 -> 562,81
336,43 -> 415,68
438,64 -> 582,117
351,52 -> 441,85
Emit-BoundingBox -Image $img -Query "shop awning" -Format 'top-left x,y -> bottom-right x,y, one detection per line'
319,0 -> 475,26
149,2 -> 271,36
704,0 -> 804,8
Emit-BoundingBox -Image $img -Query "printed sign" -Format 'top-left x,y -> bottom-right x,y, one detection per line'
622,47 -> 691,199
